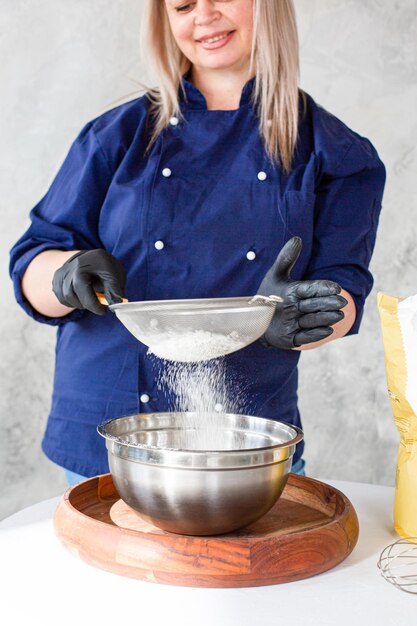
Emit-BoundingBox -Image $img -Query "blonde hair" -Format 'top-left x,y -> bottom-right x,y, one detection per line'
141,0 -> 300,172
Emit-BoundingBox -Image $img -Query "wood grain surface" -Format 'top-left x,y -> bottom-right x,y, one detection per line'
54,473 -> 359,587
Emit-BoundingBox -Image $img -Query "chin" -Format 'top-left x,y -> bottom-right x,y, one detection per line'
196,54 -> 243,71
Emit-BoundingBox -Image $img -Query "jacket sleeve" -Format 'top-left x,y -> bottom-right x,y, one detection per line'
9,121 -> 115,325
304,134 -> 386,335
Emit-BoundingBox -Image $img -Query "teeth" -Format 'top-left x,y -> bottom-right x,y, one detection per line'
202,33 -> 228,44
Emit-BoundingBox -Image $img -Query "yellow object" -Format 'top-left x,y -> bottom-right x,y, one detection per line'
377,292 -> 417,538
95,292 -> 128,306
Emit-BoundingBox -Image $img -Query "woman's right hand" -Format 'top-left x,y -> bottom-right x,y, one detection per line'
52,249 -> 126,315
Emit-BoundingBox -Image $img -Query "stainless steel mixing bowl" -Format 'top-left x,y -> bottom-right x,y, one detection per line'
97,412 -> 303,536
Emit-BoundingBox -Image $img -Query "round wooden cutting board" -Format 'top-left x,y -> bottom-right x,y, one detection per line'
54,473 -> 359,587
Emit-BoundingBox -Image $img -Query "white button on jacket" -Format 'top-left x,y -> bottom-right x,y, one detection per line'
169,117 -> 179,126
257,171 -> 267,181
154,240 -> 165,250
162,168 -> 172,177
246,251 -> 256,261
140,394 -> 150,404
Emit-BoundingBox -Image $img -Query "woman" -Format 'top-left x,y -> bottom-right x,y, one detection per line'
9,0 -> 385,485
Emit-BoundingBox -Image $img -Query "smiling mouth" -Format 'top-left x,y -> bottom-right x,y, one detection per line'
197,31 -> 234,44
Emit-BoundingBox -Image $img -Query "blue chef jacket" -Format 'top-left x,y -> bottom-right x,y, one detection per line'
9,77 -> 386,476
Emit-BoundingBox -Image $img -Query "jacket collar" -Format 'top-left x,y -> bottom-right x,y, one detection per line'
179,71 -> 256,110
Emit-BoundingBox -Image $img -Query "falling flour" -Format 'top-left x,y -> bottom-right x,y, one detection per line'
146,327 -> 252,450
156,358 -> 245,414
155,358 -> 249,450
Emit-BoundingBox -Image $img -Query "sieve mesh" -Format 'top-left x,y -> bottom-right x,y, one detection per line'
109,295 -> 282,362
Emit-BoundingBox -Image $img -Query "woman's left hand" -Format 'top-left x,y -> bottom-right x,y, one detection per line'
257,237 -> 348,349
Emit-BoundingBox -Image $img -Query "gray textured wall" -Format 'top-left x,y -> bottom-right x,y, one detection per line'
1,0 -> 416,520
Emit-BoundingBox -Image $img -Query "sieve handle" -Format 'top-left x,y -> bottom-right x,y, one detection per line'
96,292 -> 128,306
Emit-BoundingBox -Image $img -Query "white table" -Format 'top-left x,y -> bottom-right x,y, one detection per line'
0,480 -> 414,626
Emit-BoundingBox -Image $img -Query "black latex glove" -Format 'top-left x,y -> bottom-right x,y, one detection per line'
257,237 -> 348,349
52,249 -> 126,315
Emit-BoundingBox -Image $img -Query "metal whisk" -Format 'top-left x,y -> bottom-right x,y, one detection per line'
378,537 -> 417,594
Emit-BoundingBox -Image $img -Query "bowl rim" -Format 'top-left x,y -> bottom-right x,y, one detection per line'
97,411 -> 304,454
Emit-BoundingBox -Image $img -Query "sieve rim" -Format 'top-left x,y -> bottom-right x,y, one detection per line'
108,296 -> 277,315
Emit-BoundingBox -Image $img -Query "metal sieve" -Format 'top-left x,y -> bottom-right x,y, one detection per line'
98,294 -> 282,362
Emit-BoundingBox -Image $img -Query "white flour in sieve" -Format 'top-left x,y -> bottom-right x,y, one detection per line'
147,329 -> 247,362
